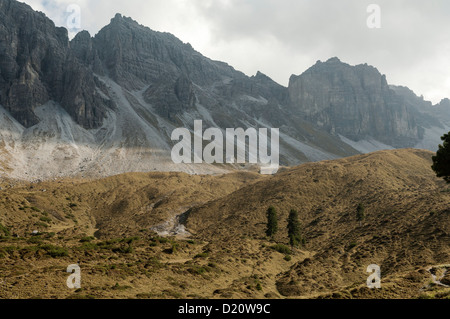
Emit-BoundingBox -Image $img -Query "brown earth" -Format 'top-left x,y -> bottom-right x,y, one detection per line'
0,148 -> 449,299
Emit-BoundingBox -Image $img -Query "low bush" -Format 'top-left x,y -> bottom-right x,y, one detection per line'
0,223 -> 10,237
39,244 -> 68,258
271,244 -> 292,255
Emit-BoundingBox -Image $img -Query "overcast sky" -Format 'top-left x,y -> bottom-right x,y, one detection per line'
22,0 -> 450,104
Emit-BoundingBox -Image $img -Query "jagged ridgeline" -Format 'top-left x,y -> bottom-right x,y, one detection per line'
0,0 -> 449,180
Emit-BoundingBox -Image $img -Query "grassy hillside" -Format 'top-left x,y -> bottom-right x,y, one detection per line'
0,149 -> 448,299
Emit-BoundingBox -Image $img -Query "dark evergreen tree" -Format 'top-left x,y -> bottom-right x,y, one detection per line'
432,132 -> 450,183
357,203 -> 365,226
287,209 -> 303,247
266,207 -> 278,238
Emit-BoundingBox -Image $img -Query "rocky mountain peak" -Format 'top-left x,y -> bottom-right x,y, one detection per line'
326,57 -> 341,63
288,57 -> 421,147
439,98 -> 450,108
109,13 -> 142,29
253,71 -> 274,82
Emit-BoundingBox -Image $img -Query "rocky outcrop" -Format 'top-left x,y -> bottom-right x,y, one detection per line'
288,58 -> 423,147
0,0 -> 110,129
143,74 -> 196,120
92,14 -> 239,90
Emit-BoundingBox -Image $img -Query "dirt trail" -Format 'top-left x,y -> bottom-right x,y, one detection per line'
426,265 -> 450,288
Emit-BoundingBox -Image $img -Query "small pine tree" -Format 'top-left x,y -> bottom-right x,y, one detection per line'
287,209 -> 303,247
266,207 -> 278,238
357,203 -> 365,225
432,132 -> 450,183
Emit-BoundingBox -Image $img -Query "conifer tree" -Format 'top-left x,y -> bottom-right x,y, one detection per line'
432,132 -> 450,183
266,207 -> 278,238
357,203 -> 365,226
287,209 -> 303,247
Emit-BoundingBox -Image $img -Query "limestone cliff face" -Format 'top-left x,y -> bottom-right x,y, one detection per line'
288,58 -> 423,147
91,14 -> 239,89
0,0 -> 110,129
90,14 -> 291,123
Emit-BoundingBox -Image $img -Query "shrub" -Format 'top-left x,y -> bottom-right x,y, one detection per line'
80,236 -> 94,243
40,244 -> 68,258
151,236 -> 169,244
112,246 -> 134,254
79,242 -> 99,251
27,237 -> 43,244
0,223 -> 10,237
357,204 -> 365,222
112,283 -> 132,291
271,244 -> 292,255
122,237 -> 140,244
39,217 -> 52,223
164,243 -> 179,254
187,266 -> 209,275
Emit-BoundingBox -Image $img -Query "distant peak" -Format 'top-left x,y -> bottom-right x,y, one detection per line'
326,57 -> 342,63
255,71 -> 268,78
110,13 -> 135,24
253,71 -> 277,84
310,57 -> 343,68
73,30 -> 91,40
439,98 -> 450,107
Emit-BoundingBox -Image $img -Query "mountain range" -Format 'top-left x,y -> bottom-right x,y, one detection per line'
0,0 -> 449,180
